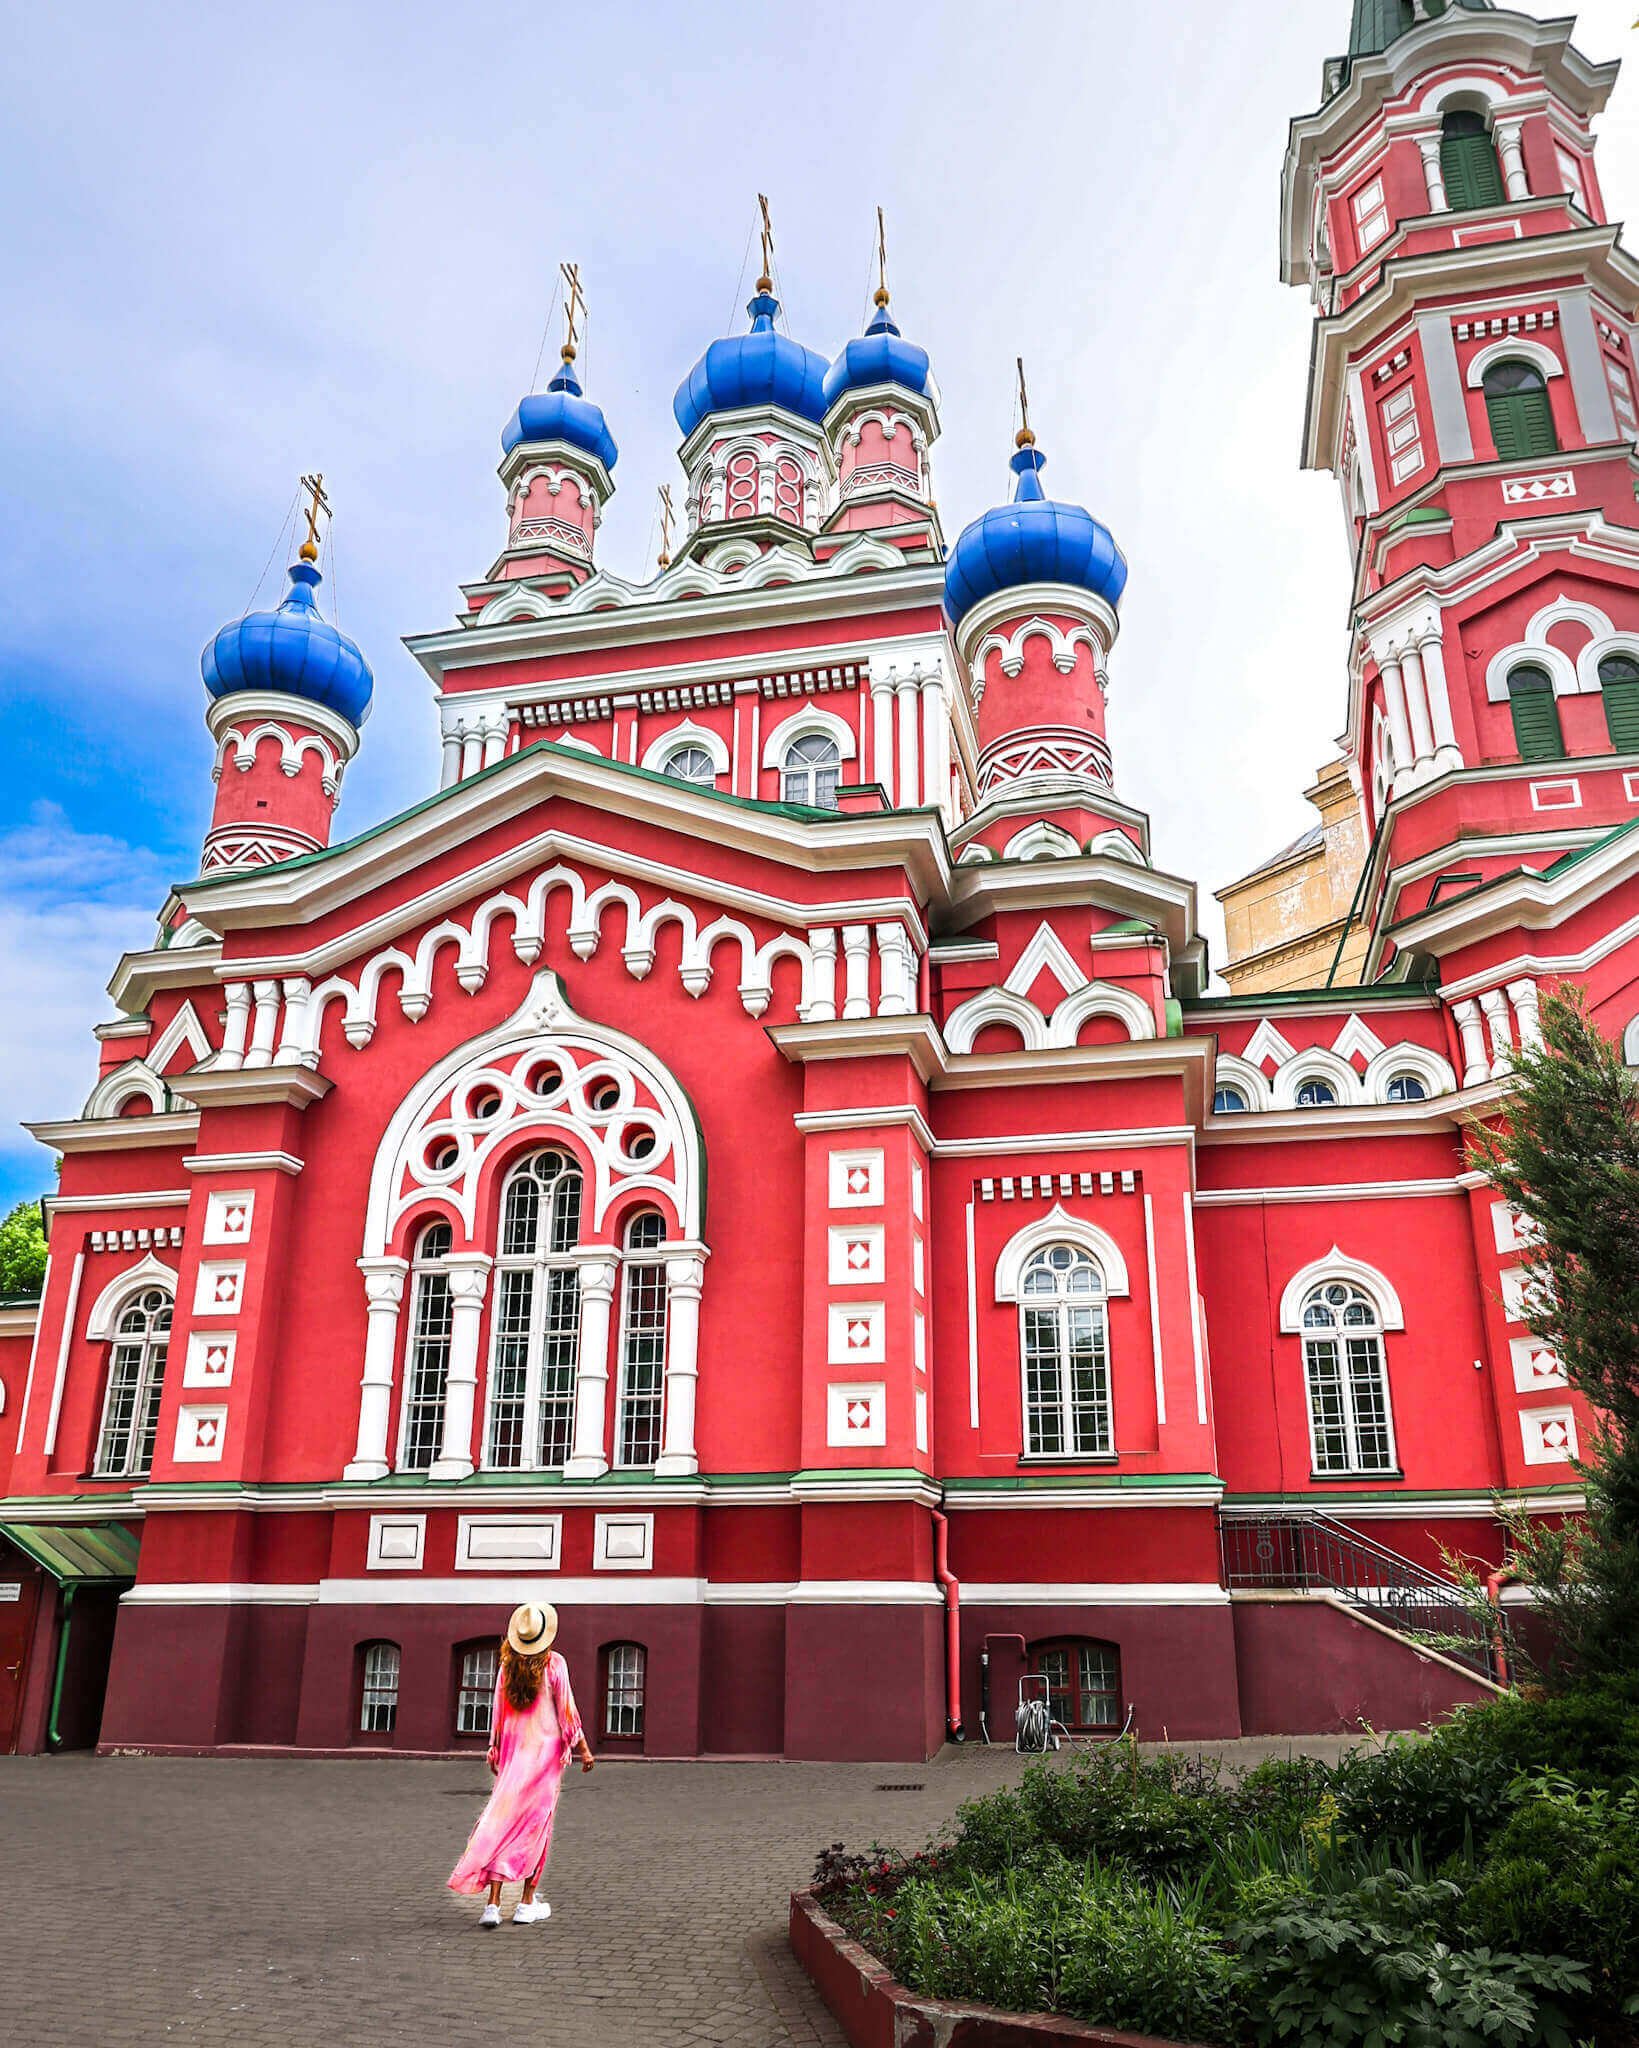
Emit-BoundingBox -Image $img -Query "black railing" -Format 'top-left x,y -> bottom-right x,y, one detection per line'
1219,1508 -> 1508,1683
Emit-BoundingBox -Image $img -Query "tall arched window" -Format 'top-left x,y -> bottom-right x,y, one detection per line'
1483,360 -> 1559,460
661,743 -> 717,787
399,1220 -> 453,1470
615,1211 -> 668,1468
1599,652 -> 1639,753
455,1642 -> 498,1737
781,732 -> 841,809
1018,1244 -> 1113,1458
358,1641 -> 400,1736
1441,108 -> 1505,212
94,1286 -> 173,1478
484,1150 -> 584,1470
1300,1278 -> 1397,1475
1506,662 -> 1566,763
601,1641 -> 647,1742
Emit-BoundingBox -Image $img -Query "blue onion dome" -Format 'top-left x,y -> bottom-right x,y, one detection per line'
822,292 -> 932,410
943,438 -> 1128,633
501,350 -> 619,470
673,286 -> 830,438
202,558 -> 374,726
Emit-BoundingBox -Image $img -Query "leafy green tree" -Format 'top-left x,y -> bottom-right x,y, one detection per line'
0,1198 -> 48,1298
1472,988 -> 1639,1682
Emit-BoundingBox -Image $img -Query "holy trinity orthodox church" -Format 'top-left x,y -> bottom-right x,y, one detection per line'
0,0 -> 1632,1760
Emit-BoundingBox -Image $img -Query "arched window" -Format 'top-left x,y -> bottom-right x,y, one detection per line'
1031,1638 -> 1121,1732
1384,1070 -> 1428,1103
94,1286 -> 173,1478
455,1641 -> 498,1737
1441,108 -> 1505,212
1506,662 -> 1566,763
1483,360 -> 1559,461
399,1220 -> 453,1470
781,731 -> 841,809
485,1151 -> 584,1470
615,1211 -> 668,1468
1018,1244 -> 1113,1458
1598,652 -> 1639,753
359,1642 -> 400,1735
661,743 -> 718,787
1295,1077 -> 1339,1109
1213,1084 -> 1249,1115
601,1641 -> 647,1742
1300,1279 -> 1397,1475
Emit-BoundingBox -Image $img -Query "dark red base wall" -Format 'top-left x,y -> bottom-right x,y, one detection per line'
1232,1596 -> 1494,1735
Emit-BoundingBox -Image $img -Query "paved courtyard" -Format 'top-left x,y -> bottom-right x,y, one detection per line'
1,1739 -> 1357,2047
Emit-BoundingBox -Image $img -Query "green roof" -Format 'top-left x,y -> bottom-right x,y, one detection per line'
0,1520 -> 140,1584
1348,0 -> 1493,60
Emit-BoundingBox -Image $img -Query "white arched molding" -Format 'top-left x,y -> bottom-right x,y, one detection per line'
955,843 -> 999,865
84,1059 -> 167,1119
1278,1249 -> 1405,1333
1002,821 -> 1079,862
945,988 -> 1048,1055
1271,1046 -> 1365,1109
1576,629 -> 1639,698
1363,1043 -> 1457,1104
994,1205 -> 1131,1301
479,585 -> 555,626
972,617 -> 1100,680
641,720 -> 731,778
1464,337 -> 1565,389
215,722 -> 344,797
1046,981 -> 1155,1047
759,705 -> 858,768
946,979 -> 1153,1056
1623,1014 -> 1639,1067
85,1252 -> 179,1340
1416,74 -> 1512,117
1212,1054 -> 1274,1113
1086,829 -> 1145,865
1485,640 -> 1580,704
1485,595 -> 1613,703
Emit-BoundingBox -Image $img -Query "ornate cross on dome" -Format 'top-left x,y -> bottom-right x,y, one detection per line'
756,193 -> 775,292
875,206 -> 890,307
1015,357 -> 1035,449
657,484 -> 675,570
298,472 -> 330,564
559,260 -> 584,362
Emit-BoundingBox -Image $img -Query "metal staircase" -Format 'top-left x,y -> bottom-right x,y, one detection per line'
1219,1508 -> 1507,1683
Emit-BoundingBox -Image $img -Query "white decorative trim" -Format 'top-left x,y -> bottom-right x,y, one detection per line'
1521,1406 -> 1578,1466
972,615 -> 1100,679
1331,1014 -> 1386,1065
826,1382 -> 886,1448
1363,1043 -> 1457,1104
455,1514 -> 562,1571
994,1204 -> 1131,1300
83,1059 -> 167,1119
593,1512 -> 654,1571
1211,1055 -> 1273,1113
1271,1046 -> 1363,1110
1003,921 -> 1086,1001
1242,1019 -> 1299,1069
957,1582 -> 1229,1606
185,1152 -> 304,1177
1001,821 -> 1079,862
367,1514 -> 426,1570
1464,335 -> 1565,388
1194,1178 -> 1461,1206
1278,1249 -> 1405,1333
639,719 -> 730,778
84,1253 -> 179,1340
758,704 -> 858,769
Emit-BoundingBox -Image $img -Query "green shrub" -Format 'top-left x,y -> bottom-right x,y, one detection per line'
1436,1682 -> 1639,1788
1330,1732 -> 1512,1858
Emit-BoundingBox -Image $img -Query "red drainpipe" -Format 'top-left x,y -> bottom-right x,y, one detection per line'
1486,1567 -> 1517,1688
931,1508 -> 963,1742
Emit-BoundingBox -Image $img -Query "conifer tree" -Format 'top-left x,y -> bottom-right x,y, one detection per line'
1472,988 -> 1639,1681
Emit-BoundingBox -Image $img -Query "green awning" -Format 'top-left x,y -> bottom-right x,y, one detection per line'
0,1520 -> 140,1585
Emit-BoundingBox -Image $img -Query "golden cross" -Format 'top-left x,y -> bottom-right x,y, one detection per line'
757,194 -> 775,290
1015,357 -> 1035,448
298,472 -> 330,563
559,260 -> 584,361
875,206 -> 889,306
657,484 -> 675,569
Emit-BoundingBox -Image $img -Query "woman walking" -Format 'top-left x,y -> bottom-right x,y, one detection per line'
449,1602 -> 595,1928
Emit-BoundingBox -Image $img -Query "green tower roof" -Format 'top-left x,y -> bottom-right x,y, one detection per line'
1348,0 -> 1494,62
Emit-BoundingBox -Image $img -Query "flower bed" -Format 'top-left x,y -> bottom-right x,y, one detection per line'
800,1684 -> 1639,2048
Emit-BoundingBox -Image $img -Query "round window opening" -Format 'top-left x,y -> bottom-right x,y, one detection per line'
468,1086 -> 503,1122
624,1125 -> 657,1161
589,1079 -> 621,1113
526,1061 -> 564,1099
426,1137 -> 461,1174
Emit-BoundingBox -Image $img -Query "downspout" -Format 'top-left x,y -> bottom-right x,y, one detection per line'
46,1584 -> 77,1752
931,1508 -> 963,1742
1485,1567 -> 1516,1688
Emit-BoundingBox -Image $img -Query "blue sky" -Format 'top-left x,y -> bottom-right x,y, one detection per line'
2,0 -> 1633,1212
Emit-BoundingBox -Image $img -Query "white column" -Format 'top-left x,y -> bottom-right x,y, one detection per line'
1478,987 -> 1515,1080
874,922 -> 914,1018
1417,628 -> 1463,773
275,978 -> 313,1064
243,980 -> 282,1069
870,678 -> 896,802
803,928 -> 838,1023
563,1251 -> 619,1479
345,1257 -> 410,1480
429,1254 -> 493,1478
653,1248 -> 708,1478
841,925 -> 872,1020
1452,999 -> 1490,1089
1495,122 -> 1529,202
460,724 -> 483,780
481,716 -> 507,769
1507,977 -> 1543,1051
895,673 -> 921,807
1399,642 -> 1437,765
1378,652 -> 1417,784
219,983 -> 253,1070
920,667 -> 951,825
440,726 -> 462,789
1418,135 -> 1450,212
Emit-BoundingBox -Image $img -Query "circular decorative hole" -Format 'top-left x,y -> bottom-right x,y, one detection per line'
467,1086 -> 503,1122
624,1124 -> 657,1161
589,1078 -> 621,1114
526,1061 -> 564,1099
426,1137 -> 461,1175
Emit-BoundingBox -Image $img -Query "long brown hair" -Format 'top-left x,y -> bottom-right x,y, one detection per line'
501,1640 -> 547,1712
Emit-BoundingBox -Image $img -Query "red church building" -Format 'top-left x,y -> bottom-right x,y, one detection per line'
0,0 -> 1630,1759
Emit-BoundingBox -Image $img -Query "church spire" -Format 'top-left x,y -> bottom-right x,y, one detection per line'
1346,0 -> 1493,64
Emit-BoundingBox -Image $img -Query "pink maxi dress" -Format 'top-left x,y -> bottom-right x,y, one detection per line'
448,1651 -> 584,1893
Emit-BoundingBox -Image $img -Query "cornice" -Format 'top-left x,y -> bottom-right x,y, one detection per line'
768,1015 -> 945,1084
1386,817 -> 1639,954
24,1111 -> 200,1156
177,1069 -> 332,1111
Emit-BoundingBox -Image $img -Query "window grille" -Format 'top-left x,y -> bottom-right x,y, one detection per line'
616,1212 -> 668,1468
662,744 -> 717,786
94,1287 -> 173,1478
781,731 -> 841,809
1032,1639 -> 1120,1731
1213,1085 -> 1249,1115
399,1221 -> 453,1470
456,1644 -> 498,1735
1301,1280 -> 1397,1474
360,1642 -> 400,1734
1295,1077 -> 1339,1108
1385,1072 -> 1428,1103
603,1642 -> 646,1739
1018,1244 -> 1112,1458
485,1152 -> 583,1469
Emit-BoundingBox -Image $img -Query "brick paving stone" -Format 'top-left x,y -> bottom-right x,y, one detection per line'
0,1737 -> 1358,2047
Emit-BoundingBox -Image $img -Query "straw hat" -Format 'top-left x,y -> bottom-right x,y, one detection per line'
506,1602 -> 558,1657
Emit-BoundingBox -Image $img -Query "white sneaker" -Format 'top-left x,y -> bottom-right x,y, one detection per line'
479,1903 -> 501,1929
513,1898 -> 550,1923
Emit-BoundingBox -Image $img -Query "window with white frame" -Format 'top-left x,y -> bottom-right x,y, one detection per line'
781,731 -> 841,809
1384,1070 -> 1428,1102
1351,175 -> 1390,254
455,1643 -> 498,1735
484,1150 -> 584,1470
359,1642 -> 400,1735
94,1286 -> 173,1478
399,1221 -> 454,1470
615,1211 -> 668,1468
1606,358 -> 1638,441
1300,1279 -> 1397,1475
603,1642 -> 646,1739
661,742 -> 717,786
1379,384 -> 1424,485
1018,1244 -> 1114,1458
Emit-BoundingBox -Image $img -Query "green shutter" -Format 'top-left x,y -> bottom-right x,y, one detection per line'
1510,689 -> 1567,762
1486,389 -> 1558,461
1441,129 -> 1505,211
1604,677 -> 1639,752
